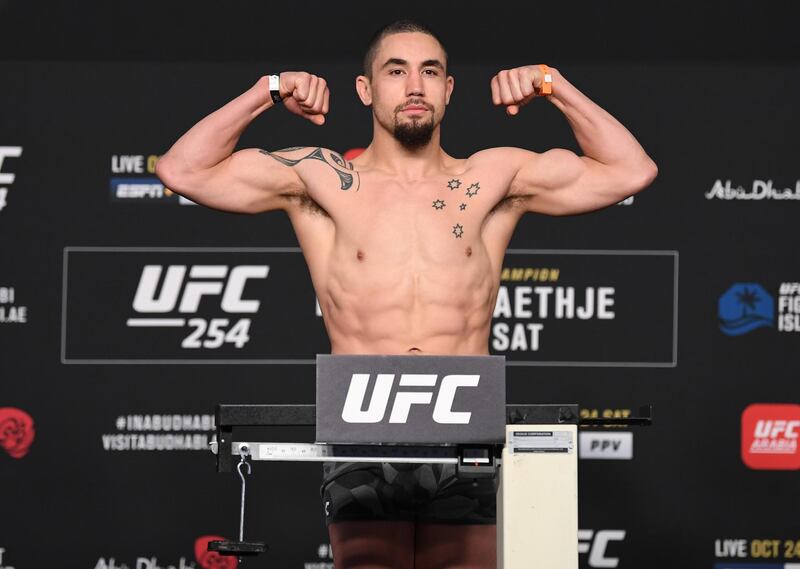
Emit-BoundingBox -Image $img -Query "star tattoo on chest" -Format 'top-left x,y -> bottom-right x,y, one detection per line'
440,178 -> 480,239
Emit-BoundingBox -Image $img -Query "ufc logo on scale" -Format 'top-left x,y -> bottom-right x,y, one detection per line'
341,373 -> 480,424
128,264 -> 268,349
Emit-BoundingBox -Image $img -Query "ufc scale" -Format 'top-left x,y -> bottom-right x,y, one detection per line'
208,354 -> 651,568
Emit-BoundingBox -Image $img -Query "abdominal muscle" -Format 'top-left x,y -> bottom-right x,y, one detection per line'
318,241 -> 498,356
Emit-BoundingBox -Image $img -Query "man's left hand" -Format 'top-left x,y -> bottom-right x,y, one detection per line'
490,65 -> 554,116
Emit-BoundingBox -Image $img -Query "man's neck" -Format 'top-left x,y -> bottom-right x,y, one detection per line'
360,123 -> 449,181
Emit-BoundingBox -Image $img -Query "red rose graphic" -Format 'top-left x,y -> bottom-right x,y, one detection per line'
0,407 -> 35,459
195,535 -> 238,569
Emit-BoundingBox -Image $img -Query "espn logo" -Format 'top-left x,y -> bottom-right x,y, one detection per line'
342,374 -> 479,425
741,403 -> 800,470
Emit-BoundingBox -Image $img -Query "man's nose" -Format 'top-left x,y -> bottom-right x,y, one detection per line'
406,73 -> 425,97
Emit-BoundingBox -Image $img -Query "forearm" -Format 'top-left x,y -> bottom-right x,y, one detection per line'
547,68 -> 655,170
158,76 -> 275,176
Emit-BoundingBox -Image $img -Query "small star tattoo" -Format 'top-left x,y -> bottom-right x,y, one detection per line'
459,203 -> 467,211
452,223 -> 464,238
447,179 -> 462,190
465,183 -> 480,198
432,199 -> 446,210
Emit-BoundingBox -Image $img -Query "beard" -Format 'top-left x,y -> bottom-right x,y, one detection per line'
391,102 -> 436,150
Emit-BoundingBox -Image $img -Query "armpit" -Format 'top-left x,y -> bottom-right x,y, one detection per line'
489,194 -> 530,215
282,188 -> 330,217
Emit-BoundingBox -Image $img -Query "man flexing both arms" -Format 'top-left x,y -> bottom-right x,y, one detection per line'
156,19 -> 657,569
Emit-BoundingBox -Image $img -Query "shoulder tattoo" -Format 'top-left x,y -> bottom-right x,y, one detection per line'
259,147 -> 360,191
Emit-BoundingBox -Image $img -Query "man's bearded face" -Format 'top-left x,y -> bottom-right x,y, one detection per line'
367,32 -> 453,150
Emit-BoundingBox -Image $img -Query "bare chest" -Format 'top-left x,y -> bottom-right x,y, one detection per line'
321,173 -> 506,255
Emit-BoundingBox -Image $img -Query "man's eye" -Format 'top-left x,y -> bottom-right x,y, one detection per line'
389,69 -> 404,75
424,69 -> 438,76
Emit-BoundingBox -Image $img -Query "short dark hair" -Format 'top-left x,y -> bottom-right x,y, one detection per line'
363,19 -> 448,79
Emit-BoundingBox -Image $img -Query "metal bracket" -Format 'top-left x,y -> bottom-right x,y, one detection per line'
456,445 -> 498,478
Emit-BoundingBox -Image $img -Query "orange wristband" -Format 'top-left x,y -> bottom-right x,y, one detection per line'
538,64 -> 553,95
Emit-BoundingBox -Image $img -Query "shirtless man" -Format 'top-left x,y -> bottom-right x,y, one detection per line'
156,19 -> 657,569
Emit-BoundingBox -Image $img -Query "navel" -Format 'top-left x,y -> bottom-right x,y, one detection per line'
356,250 -> 365,262
465,246 -> 472,257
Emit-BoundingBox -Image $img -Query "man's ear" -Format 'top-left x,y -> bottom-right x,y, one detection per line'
356,75 -> 372,106
445,75 -> 454,105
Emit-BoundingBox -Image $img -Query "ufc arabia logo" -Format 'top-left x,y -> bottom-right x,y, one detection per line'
341,373 -> 479,424
753,419 -> 800,445
742,403 -> 800,470
127,264 -> 268,349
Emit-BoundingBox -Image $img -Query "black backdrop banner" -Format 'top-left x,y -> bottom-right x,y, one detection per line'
1,58 -> 799,569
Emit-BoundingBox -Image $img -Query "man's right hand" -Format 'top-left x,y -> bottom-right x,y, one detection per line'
279,71 -> 330,125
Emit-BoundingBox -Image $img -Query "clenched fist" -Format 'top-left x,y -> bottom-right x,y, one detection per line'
278,71 -> 330,125
490,65 -> 554,116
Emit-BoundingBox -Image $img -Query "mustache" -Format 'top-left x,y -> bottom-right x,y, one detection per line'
395,99 -> 434,113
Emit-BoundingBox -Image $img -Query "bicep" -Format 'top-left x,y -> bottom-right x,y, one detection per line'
158,148 -> 305,214
510,148 -> 633,216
